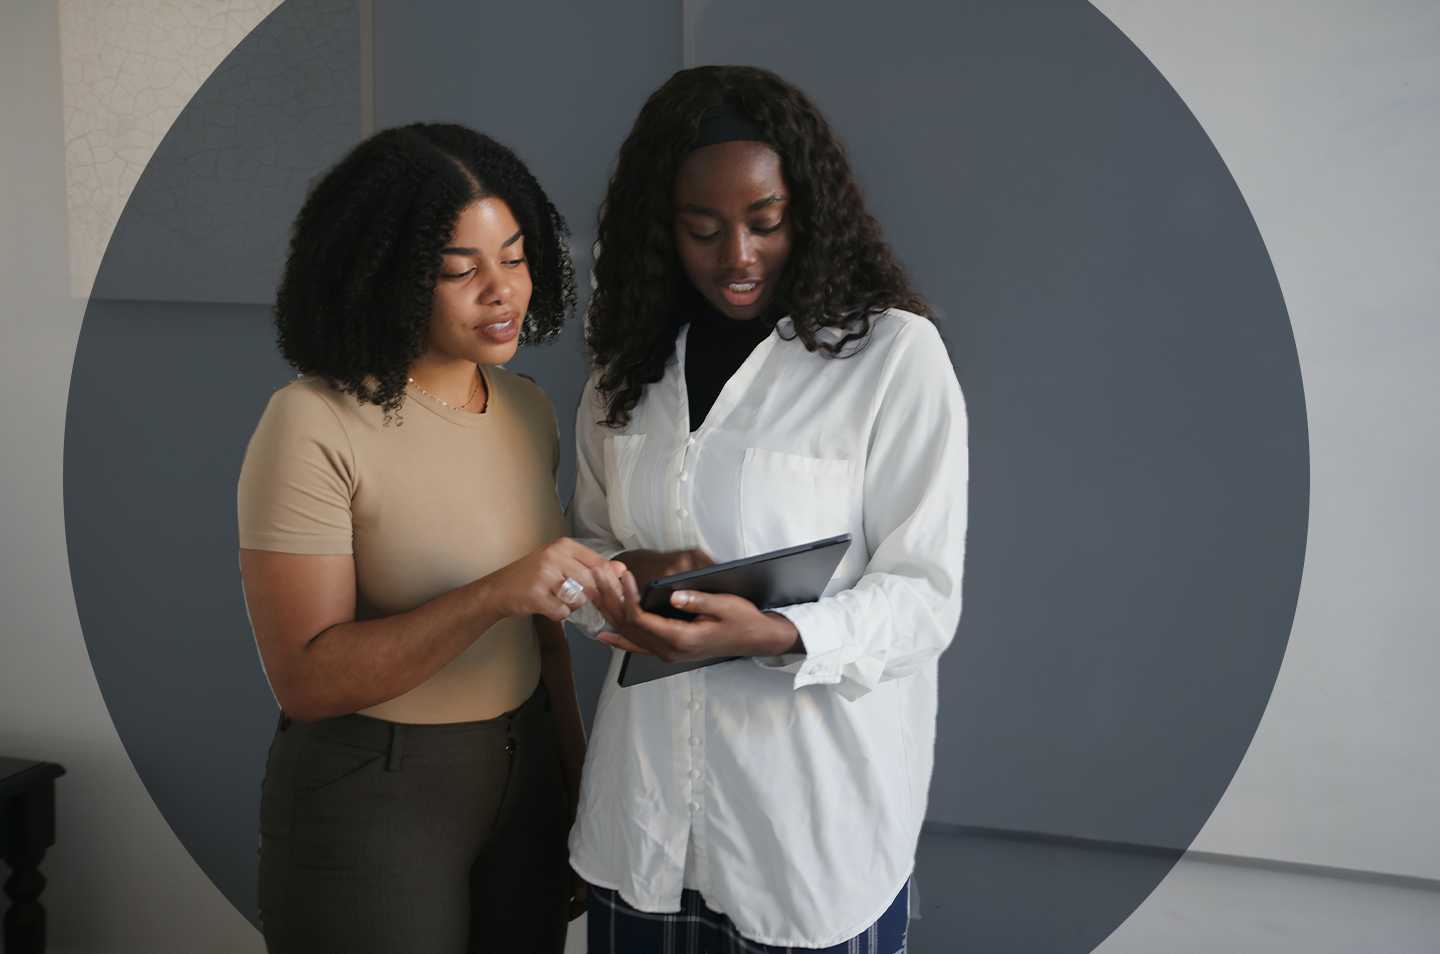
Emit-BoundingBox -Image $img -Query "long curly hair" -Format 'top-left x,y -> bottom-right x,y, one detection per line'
275,123 -> 576,418
588,65 -> 929,428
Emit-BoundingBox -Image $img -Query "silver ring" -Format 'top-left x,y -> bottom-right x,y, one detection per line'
556,576 -> 586,607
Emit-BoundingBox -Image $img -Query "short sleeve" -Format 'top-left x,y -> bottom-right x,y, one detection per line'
237,382 -> 356,555
509,369 -> 561,480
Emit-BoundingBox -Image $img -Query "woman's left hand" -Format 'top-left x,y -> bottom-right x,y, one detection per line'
592,569 -> 802,662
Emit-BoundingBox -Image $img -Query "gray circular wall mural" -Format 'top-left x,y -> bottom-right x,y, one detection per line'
63,0 -> 1306,950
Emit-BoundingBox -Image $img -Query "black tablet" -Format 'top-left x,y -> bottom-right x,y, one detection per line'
616,533 -> 852,687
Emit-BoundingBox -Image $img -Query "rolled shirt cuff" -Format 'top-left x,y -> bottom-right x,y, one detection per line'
752,601 -> 877,698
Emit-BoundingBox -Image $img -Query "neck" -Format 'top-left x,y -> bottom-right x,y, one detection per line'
408,355 -> 483,407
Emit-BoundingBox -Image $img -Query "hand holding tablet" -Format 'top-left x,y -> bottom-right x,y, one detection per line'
592,534 -> 852,686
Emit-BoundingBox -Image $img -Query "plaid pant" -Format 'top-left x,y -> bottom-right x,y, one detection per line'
585,881 -> 909,954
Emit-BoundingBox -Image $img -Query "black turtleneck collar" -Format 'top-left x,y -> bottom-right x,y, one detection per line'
681,289 -> 781,432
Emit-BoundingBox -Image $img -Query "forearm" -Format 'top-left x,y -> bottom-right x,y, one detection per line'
278,577 -> 507,720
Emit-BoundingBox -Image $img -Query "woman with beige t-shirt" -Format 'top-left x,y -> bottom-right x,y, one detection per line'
237,123 -> 620,954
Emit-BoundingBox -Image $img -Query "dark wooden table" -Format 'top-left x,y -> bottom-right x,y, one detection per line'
0,757 -> 64,954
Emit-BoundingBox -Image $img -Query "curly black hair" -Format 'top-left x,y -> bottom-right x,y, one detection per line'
587,65 -> 929,428
275,123 -> 576,418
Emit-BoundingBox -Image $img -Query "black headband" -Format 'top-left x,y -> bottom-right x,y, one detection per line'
689,105 -> 769,152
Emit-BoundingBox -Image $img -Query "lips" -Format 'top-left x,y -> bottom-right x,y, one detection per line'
719,277 -> 764,308
476,315 -> 519,343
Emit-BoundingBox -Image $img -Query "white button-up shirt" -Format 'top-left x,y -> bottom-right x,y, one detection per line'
566,309 -> 968,948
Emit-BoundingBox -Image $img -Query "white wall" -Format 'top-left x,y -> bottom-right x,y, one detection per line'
1093,0 -> 1440,882
0,3 -> 264,951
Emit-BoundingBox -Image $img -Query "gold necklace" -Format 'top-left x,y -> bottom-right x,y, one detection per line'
407,368 -> 483,411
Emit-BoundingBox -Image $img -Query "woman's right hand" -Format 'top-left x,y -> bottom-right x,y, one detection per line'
615,548 -> 715,590
480,537 -> 627,622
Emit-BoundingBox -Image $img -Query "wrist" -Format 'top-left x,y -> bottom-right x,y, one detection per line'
762,612 -> 803,655
468,573 -> 510,624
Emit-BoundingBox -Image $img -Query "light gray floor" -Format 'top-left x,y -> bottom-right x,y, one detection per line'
1093,854 -> 1440,954
564,831 -> 1440,953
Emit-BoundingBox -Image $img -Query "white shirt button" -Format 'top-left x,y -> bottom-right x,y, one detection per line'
679,472 -> 688,482
690,768 -> 701,779
686,437 -> 696,446
678,507 -> 689,518
690,700 -> 702,711
689,802 -> 701,813
690,736 -> 701,746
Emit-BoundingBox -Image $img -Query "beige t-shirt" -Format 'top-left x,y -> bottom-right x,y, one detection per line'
237,368 -> 568,723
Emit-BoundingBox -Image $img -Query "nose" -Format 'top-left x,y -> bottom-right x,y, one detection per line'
475,266 -> 512,305
719,227 -> 758,270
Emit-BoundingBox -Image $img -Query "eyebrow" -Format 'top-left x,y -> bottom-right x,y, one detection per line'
679,194 -> 787,217
441,229 -> 524,255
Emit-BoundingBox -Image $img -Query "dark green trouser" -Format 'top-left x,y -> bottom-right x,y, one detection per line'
258,684 -> 570,954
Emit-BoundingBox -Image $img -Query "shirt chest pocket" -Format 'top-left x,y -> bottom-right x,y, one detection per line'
602,433 -> 649,549
738,447 -> 857,563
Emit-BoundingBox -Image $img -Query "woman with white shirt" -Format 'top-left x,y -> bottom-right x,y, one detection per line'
568,65 -> 968,953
